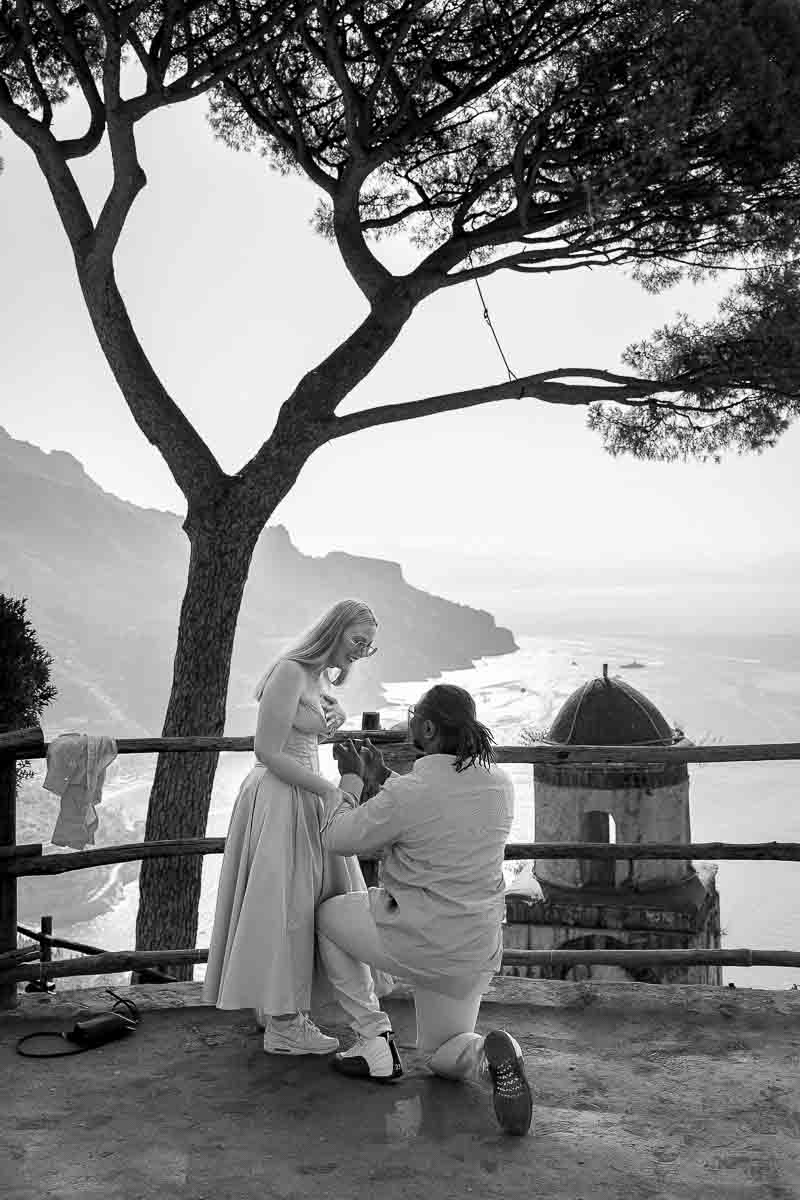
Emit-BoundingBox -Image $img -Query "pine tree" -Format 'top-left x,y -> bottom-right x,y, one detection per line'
2,1 -> 799,969
0,595 -> 56,781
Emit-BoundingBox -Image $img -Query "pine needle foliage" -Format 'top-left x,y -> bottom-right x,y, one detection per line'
0,595 -> 56,781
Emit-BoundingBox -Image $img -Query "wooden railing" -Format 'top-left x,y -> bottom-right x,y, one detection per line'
2,724 -> 800,1007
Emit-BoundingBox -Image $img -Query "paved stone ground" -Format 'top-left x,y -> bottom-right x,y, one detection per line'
1,978 -> 799,1200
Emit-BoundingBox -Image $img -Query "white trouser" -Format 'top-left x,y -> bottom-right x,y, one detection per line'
316,890 -> 488,1083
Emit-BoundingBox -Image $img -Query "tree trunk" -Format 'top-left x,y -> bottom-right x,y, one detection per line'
133,519 -> 258,980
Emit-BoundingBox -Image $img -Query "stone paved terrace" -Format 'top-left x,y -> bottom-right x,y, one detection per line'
1,977 -> 799,1200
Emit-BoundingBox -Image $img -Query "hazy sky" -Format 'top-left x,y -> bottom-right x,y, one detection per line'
2,81 -> 798,615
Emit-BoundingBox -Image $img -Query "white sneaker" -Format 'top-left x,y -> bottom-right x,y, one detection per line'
262,1014 -> 339,1056
331,1032 -> 403,1082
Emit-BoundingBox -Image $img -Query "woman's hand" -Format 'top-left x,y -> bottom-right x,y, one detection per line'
321,784 -> 357,811
320,693 -> 347,735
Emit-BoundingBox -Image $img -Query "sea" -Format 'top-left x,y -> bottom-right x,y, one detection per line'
18,631 -> 800,991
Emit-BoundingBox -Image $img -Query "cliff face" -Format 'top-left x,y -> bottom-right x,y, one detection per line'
0,427 -> 516,734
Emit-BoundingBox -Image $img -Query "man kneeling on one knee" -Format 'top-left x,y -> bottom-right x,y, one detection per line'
317,684 -> 533,1137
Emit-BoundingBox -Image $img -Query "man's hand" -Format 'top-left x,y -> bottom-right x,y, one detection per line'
362,739 -> 391,787
333,738 -> 365,778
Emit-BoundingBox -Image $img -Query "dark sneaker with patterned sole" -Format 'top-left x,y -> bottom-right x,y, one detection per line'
484,1029 -> 533,1136
331,1031 -> 404,1083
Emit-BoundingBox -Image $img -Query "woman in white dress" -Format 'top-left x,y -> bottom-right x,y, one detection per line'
202,599 -> 379,1055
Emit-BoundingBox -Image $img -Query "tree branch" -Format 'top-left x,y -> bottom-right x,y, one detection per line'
124,4 -> 308,121
442,245 -> 631,286
314,0 -> 366,156
412,181 -> 713,289
360,192 -> 455,231
19,47 -> 52,127
128,25 -> 164,95
328,368 -> 684,438
155,0 -> 181,80
239,280 -> 426,510
76,265 -> 227,505
333,166 -> 393,302
119,0 -> 158,36
410,198 -> 587,285
357,0 -> 428,123
39,0 -> 106,157
0,8 -> 229,507
220,55 -> 335,194
88,35 -> 146,266
0,80 -> 94,251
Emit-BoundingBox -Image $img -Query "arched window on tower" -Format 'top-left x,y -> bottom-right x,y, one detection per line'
580,810 -> 617,888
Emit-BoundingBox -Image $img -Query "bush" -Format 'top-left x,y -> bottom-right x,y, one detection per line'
0,595 -> 56,780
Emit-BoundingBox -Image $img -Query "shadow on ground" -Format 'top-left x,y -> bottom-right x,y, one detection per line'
1,978 -> 799,1199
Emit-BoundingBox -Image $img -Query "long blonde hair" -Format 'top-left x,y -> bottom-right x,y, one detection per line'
253,599 -> 378,700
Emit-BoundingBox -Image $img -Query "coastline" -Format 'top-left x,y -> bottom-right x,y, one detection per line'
18,631 -> 800,991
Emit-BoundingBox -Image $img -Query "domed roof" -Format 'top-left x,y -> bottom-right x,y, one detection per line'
548,665 -> 674,746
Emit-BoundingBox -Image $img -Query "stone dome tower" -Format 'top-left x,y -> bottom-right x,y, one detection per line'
534,664 -> 692,891
501,664 -> 721,986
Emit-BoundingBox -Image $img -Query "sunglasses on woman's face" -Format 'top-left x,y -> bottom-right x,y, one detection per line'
347,635 -> 378,658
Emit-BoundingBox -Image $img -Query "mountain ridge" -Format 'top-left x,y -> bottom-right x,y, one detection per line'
0,426 -> 517,734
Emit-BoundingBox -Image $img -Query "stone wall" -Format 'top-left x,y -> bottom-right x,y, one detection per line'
503,883 -> 722,986
533,779 -> 693,888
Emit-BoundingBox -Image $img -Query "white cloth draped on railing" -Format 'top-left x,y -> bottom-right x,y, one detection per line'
43,733 -> 118,850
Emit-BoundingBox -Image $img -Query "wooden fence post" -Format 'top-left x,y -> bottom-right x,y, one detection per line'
23,915 -> 54,995
0,754 -> 18,1010
40,915 -> 53,966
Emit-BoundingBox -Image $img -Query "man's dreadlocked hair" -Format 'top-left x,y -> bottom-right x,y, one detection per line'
418,684 -> 496,773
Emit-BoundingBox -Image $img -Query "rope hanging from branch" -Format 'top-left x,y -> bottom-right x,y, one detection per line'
473,277 -> 517,381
